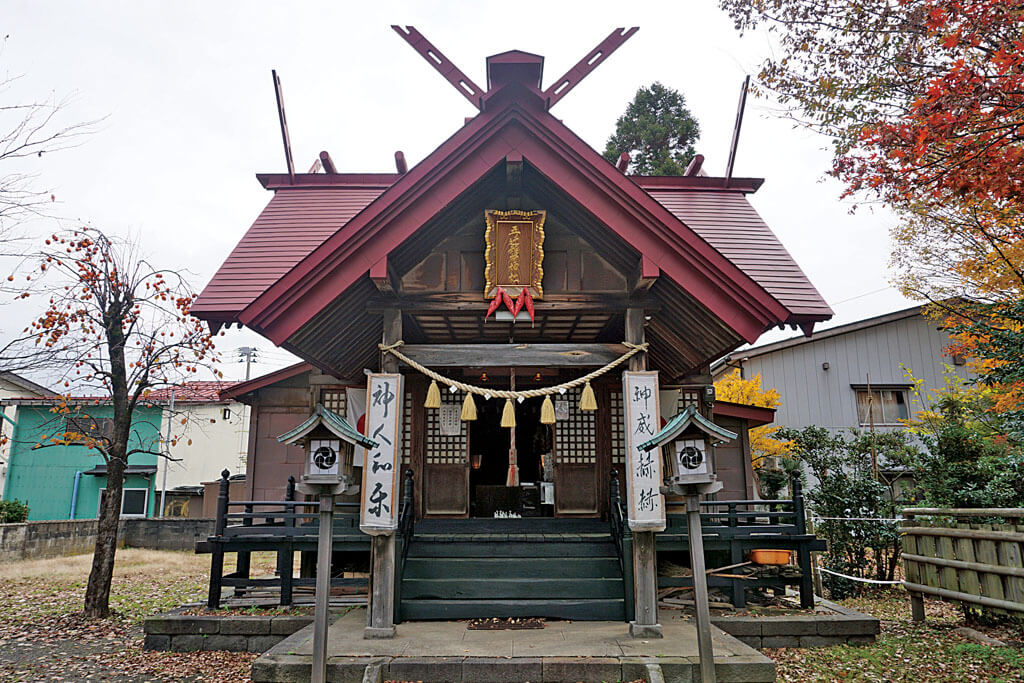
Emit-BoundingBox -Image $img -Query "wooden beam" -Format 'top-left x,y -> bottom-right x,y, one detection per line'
506,153 -> 523,209
397,343 -> 630,368
370,256 -> 401,295
629,255 -> 659,297
367,292 -> 658,314
380,308 -> 402,373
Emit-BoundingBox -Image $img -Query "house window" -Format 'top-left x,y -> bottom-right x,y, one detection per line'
67,415 -> 115,441
98,488 -> 149,518
855,389 -> 909,426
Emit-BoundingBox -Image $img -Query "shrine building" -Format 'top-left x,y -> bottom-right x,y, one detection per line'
192,27 -> 832,633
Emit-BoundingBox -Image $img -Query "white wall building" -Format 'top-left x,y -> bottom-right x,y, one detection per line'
147,382 -> 249,512
713,305 -> 972,435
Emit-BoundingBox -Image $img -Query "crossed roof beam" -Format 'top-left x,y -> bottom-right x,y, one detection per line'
391,25 -> 638,111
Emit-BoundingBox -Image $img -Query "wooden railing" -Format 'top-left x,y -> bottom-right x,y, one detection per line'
393,469 -> 415,624
902,508 -> 1024,621
201,470 -> 368,609
657,475 -> 822,608
608,471 -> 635,619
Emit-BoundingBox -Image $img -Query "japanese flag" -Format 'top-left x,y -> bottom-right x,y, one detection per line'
346,387 -> 367,467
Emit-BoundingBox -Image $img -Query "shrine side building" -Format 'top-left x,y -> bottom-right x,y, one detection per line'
193,41 -> 831,626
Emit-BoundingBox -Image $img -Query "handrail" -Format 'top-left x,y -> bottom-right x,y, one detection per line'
398,469 -> 415,564
609,470 -> 626,573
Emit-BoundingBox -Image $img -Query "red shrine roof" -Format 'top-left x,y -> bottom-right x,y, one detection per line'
193,31 -> 832,377
196,174 -> 830,325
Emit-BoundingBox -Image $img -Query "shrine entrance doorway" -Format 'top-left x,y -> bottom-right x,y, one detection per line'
468,396 -> 551,518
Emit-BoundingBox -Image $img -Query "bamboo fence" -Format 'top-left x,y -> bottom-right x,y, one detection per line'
902,508 -> 1024,621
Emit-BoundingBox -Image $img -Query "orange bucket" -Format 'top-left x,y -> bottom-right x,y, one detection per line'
749,549 -> 792,566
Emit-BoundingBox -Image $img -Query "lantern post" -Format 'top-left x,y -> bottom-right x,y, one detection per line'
639,406 -> 737,683
277,404 -> 377,683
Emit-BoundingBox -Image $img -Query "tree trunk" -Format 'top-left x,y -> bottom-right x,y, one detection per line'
84,455 -> 124,618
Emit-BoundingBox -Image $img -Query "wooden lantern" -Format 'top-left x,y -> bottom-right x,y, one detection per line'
276,403 -> 378,494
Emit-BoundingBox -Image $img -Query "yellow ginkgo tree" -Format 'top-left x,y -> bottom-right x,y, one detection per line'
714,368 -> 794,481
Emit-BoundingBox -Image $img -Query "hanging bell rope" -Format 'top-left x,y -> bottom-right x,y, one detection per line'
379,341 -> 648,412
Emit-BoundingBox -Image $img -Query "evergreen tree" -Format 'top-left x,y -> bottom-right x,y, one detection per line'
602,82 -> 700,175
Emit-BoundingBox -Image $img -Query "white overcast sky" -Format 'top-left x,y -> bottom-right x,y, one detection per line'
3,0 -> 912,383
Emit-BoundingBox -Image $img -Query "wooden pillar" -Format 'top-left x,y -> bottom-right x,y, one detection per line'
366,308 -> 401,638
626,307 -> 662,638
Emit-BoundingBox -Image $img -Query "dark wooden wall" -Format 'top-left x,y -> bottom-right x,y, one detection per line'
241,373 -> 311,501
710,414 -> 757,501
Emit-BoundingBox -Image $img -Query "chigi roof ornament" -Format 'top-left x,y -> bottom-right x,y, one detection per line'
391,25 -> 638,111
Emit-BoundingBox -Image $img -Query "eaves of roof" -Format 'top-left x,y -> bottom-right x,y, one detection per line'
0,372 -> 55,397
219,362 -> 313,401
713,400 -> 776,428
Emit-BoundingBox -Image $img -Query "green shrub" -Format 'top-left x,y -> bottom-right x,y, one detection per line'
777,426 -> 913,599
0,498 -> 30,523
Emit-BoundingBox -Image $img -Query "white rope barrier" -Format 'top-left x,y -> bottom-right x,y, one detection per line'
812,516 -> 903,523
816,566 -> 903,585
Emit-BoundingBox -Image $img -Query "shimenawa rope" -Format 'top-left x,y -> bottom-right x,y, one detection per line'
378,340 -> 648,399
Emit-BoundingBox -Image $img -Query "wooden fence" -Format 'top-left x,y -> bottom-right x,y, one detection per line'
902,508 -> 1024,621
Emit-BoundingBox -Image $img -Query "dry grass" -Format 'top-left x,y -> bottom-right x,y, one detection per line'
0,548 -> 209,581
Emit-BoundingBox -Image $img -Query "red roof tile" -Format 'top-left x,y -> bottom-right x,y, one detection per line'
193,186 -> 388,317
195,180 -> 831,325
145,381 -> 240,403
646,189 -> 832,319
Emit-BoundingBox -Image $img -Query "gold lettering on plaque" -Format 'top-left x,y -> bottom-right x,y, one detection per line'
484,210 -> 545,300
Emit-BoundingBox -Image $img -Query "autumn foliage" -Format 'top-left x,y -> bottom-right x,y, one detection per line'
721,0 -> 1024,414
714,368 -> 791,466
5,227 -> 219,618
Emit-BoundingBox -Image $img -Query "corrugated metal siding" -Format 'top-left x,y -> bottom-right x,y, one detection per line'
648,189 -> 831,319
194,187 -> 387,314
740,314 -> 972,434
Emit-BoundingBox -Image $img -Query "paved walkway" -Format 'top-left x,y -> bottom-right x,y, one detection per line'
253,608 -> 775,682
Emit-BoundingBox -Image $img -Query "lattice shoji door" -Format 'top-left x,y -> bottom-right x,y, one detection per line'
610,390 -> 625,466
321,389 -> 347,416
554,386 -> 597,464
425,391 -> 467,465
402,389 -> 412,465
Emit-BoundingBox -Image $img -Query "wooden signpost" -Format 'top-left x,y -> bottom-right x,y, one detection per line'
362,372 -> 404,639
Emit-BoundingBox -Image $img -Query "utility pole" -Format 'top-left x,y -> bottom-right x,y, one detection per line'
159,389 -> 175,518
237,347 -> 258,380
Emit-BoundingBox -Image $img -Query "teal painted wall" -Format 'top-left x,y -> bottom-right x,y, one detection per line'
3,405 -> 162,521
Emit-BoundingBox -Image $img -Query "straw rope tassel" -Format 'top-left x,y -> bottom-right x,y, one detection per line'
501,398 -> 516,427
460,392 -> 477,421
540,395 -> 555,425
579,381 -> 597,411
425,380 -> 441,409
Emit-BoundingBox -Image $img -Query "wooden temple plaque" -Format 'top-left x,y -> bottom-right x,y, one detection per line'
484,209 -> 545,299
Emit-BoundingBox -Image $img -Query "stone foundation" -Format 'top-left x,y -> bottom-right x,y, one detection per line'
143,611 -> 313,653
711,599 -> 879,649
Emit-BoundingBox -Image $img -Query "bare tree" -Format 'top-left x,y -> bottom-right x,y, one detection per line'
0,73 -> 96,238
6,227 -> 218,618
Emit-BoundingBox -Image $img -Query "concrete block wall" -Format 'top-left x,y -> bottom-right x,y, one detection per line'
0,517 -> 215,562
